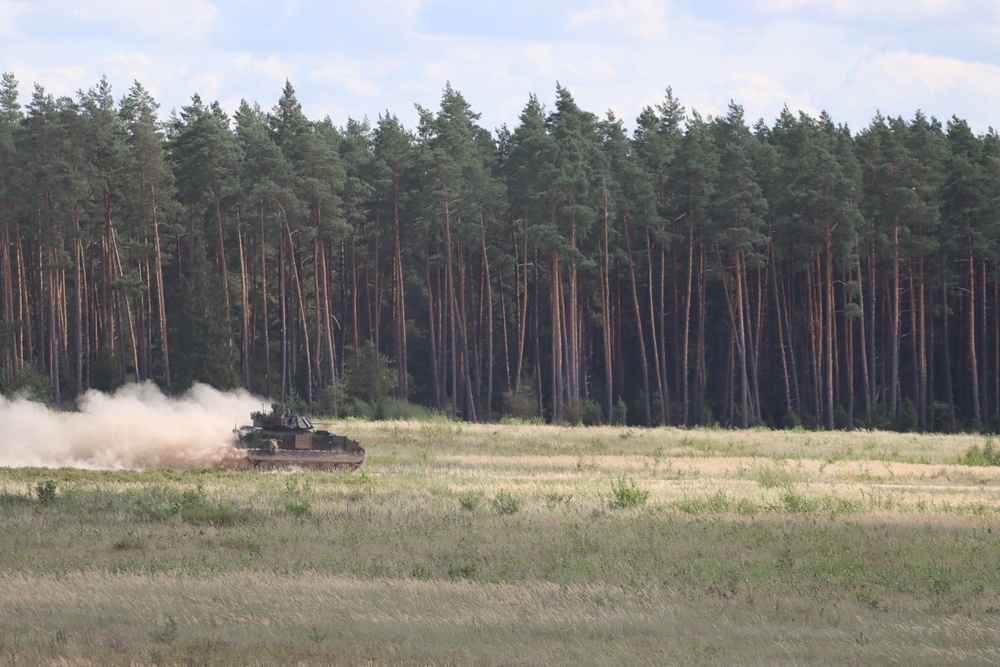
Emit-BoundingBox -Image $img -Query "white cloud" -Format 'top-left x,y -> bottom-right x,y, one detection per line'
309,62 -> 379,97
234,54 -> 294,85
857,50 -> 1000,98
723,71 -> 821,121
749,0 -> 1000,21
520,43 -> 558,82
94,52 -> 207,113
567,0 -> 669,41
83,0 -> 219,41
0,1 -> 28,36
15,65 -> 89,100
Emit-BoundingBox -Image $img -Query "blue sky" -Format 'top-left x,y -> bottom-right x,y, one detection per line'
2,0 -> 999,134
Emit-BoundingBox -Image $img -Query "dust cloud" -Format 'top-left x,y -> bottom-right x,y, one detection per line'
0,383 -> 264,470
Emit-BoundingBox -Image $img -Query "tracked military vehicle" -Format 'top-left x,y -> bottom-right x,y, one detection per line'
233,405 -> 365,470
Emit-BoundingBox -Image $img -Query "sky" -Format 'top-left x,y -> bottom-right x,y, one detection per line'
2,0 -> 999,135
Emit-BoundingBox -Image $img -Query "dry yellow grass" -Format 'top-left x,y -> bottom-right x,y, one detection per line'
2,422 -> 1000,665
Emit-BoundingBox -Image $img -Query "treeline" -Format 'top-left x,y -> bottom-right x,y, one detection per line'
1,72 -> 999,431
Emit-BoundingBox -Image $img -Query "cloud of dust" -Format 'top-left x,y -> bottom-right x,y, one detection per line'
0,382 -> 265,470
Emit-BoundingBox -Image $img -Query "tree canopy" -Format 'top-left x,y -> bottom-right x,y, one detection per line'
2,74 -> 999,433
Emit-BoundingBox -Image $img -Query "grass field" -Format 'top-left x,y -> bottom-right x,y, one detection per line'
2,422 -> 1000,665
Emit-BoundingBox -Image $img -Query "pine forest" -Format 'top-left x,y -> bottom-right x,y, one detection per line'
2,72 -> 1000,433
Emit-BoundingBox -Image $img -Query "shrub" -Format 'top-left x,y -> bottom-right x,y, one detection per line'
612,398 -> 628,426
35,479 -> 58,505
581,399 -> 603,426
543,491 -> 573,508
897,398 -> 918,432
675,491 -> 729,514
342,341 -> 398,404
373,398 -> 444,421
5,361 -> 53,404
782,409 -> 801,430
457,491 -> 483,512
779,490 -> 820,514
501,387 -> 539,421
750,462 -> 799,489
153,616 -> 178,644
490,490 -> 521,515
608,474 -> 649,509
960,437 -> 1000,467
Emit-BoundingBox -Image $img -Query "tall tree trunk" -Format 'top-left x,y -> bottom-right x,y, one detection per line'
283,212 -> 312,409
889,215 -> 901,417
622,213 -> 651,426
513,226 -> 529,395
695,246 -> 707,425
149,182 -> 171,391
941,257 -> 956,432
646,229 -> 668,424
600,186 -> 614,423
681,212 -> 695,426
237,213 -> 252,390
968,242 -> 982,430
211,174 -> 232,345
479,205 -> 493,421
550,249 -> 564,422
392,186 -> 407,399
824,217 -> 835,430
259,197 -> 272,398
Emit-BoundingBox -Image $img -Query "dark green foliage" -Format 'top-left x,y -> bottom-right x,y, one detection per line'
168,235 -> 238,392
152,616 -> 178,644
4,362 -> 54,403
457,490 -> 483,512
342,341 -> 398,406
35,479 -> 57,504
1,71 -> 999,432
608,474 -> 649,509
501,388 -> 539,421
960,437 -> 1000,466
489,490 -> 521,515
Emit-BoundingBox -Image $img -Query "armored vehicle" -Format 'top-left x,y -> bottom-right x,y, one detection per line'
233,405 -> 365,470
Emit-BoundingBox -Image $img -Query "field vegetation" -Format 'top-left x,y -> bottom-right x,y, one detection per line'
3,422 -> 1000,665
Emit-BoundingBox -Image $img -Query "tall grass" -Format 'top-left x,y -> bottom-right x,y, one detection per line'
2,423 -> 1000,665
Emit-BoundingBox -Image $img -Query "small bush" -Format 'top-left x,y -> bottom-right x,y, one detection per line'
581,399 -> 603,426
490,490 -> 521,515
373,398 -> 444,421
735,498 -> 758,515
612,398 -> 628,426
608,475 -> 649,509
285,499 -> 312,516
342,341 -> 398,404
779,490 -> 820,514
153,616 -> 178,644
501,388 -> 539,421
113,534 -> 148,551
897,398 -> 918,432
675,490 -> 729,514
457,491 -> 483,512
35,479 -> 57,505
960,437 -> 1000,466
543,491 -> 573,508
749,462 -> 800,489
498,415 -> 544,425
